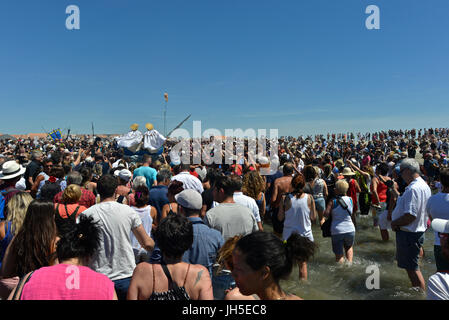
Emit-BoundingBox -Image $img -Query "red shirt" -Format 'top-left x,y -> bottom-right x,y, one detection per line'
54,188 -> 96,208
347,179 -> 358,212
54,203 -> 87,219
189,170 -> 199,178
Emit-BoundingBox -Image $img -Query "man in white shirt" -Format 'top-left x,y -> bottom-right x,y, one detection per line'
427,218 -> 449,300
427,168 -> 449,272
82,174 -> 154,300
171,163 -> 204,194
230,175 -> 263,231
391,158 -> 431,290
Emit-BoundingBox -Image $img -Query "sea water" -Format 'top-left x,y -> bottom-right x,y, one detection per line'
263,215 -> 435,300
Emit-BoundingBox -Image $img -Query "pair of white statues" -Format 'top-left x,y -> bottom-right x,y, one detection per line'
115,123 -> 166,154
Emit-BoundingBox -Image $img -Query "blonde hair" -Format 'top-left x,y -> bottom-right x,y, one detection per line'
160,164 -> 172,172
6,192 -> 33,236
335,179 -> 349,195
62,184 -> 82,203
216,235 -> 242,273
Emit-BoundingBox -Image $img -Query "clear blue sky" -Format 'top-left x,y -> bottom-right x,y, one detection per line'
1,0 -> 448,136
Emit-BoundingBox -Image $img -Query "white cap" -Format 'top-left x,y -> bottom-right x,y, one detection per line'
115,169 -> 132,182
432,219 -> 449,234
175,189 -> 202,210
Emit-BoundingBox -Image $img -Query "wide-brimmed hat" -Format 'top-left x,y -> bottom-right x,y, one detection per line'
115,169 -> 132,182
0,161 -> 26,180
146,123 -> 154,131
130,123 -> 139,131
341,167 -> 356,176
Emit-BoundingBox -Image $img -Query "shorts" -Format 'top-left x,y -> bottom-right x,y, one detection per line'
331,232 -> 355,255
270,207 -> 284,235
395,230 -> 425,270
434,245 -> 449,272
378,210 -> 391,230
314,197 -> 326,212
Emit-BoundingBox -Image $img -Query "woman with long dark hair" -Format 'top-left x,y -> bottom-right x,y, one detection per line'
8,215 -> 117,300
1,200 -> 59,282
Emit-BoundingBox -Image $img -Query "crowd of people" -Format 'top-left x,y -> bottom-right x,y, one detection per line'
0,126 -> 449,300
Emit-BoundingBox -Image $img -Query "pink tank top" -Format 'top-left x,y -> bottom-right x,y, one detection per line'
21,264 -> 115,300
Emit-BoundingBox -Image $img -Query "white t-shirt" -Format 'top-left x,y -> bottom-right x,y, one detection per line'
331,196 -> 355,235
282,194 -> 313,242
426,192 -> 449,245
427,273 -> 449,300
297,159 -> 305,173
130,206 -> 153,254
391,176 -> 431,232
82,201 -> 142,281
233,192 -> 261,223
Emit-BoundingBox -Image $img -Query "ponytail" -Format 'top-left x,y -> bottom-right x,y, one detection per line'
284,233 -> 316,264
236,231 -> 316,284
56,215 -> 100,262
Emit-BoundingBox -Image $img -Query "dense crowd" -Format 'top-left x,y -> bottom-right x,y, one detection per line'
1,127 -> 449,300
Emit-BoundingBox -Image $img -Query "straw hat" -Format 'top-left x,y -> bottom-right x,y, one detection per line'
0,161 -> 26,180
146,123 -> 154,131
341,167 -> 356,176
130,123 -> 139,131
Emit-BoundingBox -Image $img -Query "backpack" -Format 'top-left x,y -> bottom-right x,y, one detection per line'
0,189 -> 17,220
0,193 -> 5,220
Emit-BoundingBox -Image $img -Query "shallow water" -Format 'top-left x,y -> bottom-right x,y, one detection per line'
264,214 -> 436,300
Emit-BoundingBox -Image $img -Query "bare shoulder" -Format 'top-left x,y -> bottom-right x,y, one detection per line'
225,287 -> 257,300
0,221 -> 6,239
285,294 -> 303,300
188,264 -> 211,284
134,262 -> 153,275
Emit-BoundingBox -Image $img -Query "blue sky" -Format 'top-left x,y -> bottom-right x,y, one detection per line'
1,0 -> 448,136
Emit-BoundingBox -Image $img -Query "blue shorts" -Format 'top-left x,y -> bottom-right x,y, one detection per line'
314,197 -> 326,212
395,230 -> 425,271
331,232 -> 355,255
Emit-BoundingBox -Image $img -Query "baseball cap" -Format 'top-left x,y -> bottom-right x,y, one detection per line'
175,189 -> 202,210
432,219 -> 449,234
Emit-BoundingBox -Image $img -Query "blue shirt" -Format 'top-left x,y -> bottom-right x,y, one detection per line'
149,185 -> 169,222
133,166 -> 157,189
182,217 -> 224,276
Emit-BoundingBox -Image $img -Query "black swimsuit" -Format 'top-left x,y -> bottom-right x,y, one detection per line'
148,263 -> 191,301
